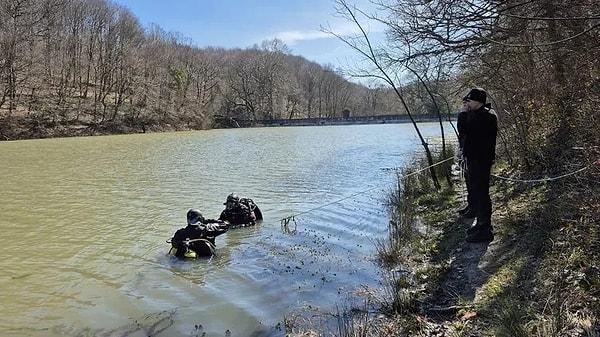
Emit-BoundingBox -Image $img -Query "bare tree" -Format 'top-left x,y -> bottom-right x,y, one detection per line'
298,62 -> 322,118
376,0 -> 600,171
0,0 -> 42,115
317,66 -> 353,118
108,6 -> 144,122
325,0 -> 443,188
187,48 -> 222,127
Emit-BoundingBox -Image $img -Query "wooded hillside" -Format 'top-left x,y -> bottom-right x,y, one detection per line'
1,0 -> 449,140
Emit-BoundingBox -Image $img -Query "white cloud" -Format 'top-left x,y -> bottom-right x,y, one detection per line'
273,30 -> 331,45
270,20 -> 385,46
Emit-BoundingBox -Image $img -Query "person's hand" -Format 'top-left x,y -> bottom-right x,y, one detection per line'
455,149 -> 463,161
205,222 -> 228,232
203,223 -> 217,231
460,101 -> 469,112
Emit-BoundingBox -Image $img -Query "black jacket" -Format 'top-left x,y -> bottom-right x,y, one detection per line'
457,110 -> 469,151
219,199 -> 256,226
171,220 -> 228,258
462,104 -> 498,164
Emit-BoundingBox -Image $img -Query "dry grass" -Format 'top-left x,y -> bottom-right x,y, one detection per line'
288,156 -> 600,336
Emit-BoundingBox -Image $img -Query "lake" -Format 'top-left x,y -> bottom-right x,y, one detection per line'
0,123 -> 452,337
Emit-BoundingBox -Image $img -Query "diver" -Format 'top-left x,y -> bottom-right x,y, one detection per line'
169,209 -> 228,258
219,193 -> 262,227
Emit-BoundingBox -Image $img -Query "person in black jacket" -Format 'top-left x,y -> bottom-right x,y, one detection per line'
461,88 -> 498,243
456,97 -> 475,218
170,209 -> 228,258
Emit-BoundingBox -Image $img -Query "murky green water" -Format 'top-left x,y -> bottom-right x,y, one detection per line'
0,123 -> 450,336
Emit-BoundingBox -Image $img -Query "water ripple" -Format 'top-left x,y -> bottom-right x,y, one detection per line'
0,123 -> 451,336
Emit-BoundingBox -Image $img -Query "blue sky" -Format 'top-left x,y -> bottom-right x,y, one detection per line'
111,0 -> 386,71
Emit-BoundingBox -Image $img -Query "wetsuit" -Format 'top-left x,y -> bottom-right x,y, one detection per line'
219,199 -> 257,227
171,220 -> 228,257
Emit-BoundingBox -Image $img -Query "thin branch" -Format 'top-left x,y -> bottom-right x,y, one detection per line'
478,23 -> 600,48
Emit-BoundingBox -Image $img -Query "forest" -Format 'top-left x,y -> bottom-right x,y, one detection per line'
0,0 -> 444,140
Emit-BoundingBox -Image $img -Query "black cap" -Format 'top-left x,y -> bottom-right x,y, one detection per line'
464,88 -> 486,103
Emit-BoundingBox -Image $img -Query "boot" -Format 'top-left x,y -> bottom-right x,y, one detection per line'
467,223 -> 485,235
466,227 -> 494,243
466,217 -> 493,234
461,208 -> 476,219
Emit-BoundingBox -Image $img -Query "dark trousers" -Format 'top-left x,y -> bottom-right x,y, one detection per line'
466,158 -> 492,228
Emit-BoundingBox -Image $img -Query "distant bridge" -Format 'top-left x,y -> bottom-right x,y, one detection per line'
213,113 -> 457,128
254,113 -> 457,127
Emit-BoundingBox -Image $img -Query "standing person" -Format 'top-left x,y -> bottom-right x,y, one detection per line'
170,209 -> 228,258
456,96 -> 475,218
461,88 -> 498,243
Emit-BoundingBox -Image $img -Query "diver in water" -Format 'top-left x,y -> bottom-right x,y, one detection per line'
219,193 -> 261,227
170,209 -> 228,258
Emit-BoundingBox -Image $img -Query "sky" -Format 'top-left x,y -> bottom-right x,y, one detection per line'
111,0 -> 386,72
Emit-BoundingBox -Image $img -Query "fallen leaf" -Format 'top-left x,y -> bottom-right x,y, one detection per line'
461,310 -> 477,321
